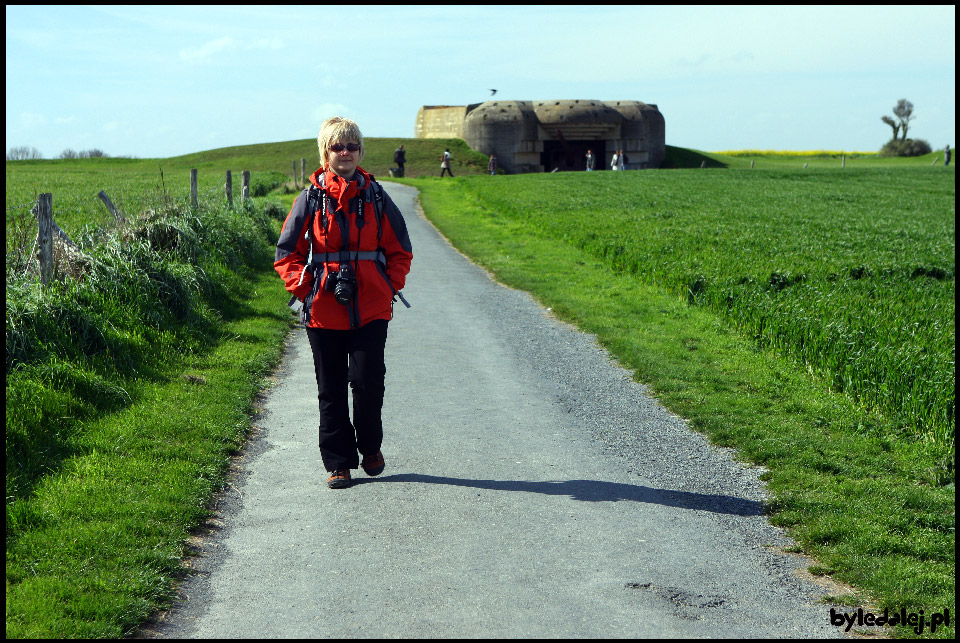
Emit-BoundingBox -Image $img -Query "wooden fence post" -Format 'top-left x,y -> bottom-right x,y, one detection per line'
931,156 -> 940,166
242,170 -> 250,201
225,170 -> 233,206
98,190 -> 124,223
301,158 -> 306,184
190,169 -> 198,207
842,155 -> 846,168
36,193 -> 53,285
751,160 -> 755,169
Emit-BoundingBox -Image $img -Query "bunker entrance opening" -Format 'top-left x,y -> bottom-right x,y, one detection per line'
541,140 -> 606,172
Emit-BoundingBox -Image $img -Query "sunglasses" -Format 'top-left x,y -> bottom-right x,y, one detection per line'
329,143 -> 361,153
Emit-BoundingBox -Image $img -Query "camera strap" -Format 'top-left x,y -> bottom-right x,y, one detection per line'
324,186 -> 363,328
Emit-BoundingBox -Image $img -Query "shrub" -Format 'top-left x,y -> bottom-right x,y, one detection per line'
879,138 -> 932,157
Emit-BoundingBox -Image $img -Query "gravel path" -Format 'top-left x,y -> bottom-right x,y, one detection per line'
152,182 -> 843,638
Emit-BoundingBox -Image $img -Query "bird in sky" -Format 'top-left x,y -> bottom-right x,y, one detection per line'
490,89 -> 497,96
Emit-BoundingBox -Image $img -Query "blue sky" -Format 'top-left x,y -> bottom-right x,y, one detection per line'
6,5 -> 956,159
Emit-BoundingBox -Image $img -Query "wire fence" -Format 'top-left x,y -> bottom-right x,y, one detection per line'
5,169 -> 255,284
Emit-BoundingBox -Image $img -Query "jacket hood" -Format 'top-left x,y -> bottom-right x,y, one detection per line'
309,166 -> 371,212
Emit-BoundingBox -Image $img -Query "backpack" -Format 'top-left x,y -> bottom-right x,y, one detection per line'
288,176 -> 409,322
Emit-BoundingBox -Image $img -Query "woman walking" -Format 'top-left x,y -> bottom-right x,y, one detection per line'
275,117 -> 413,489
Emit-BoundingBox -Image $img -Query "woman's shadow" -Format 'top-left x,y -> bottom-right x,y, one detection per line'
373,473 -> 765,517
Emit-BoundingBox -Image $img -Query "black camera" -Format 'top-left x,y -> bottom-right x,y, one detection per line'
325,263 -> 356,305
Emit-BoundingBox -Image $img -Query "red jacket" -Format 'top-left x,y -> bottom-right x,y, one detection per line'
275,167 -> 412,329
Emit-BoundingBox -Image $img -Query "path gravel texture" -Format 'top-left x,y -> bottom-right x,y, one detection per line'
153,182 -> 843,638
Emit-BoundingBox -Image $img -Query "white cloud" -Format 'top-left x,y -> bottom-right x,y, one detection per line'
19,112 -> 47,127
247,38 -> 283,51
177,35 -> 283,63
179,36 -> 236,62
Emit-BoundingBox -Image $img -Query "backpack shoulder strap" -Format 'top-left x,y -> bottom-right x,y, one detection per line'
303,182 -> 334,238
365,176 -> 386,243
302,186 -> 318,234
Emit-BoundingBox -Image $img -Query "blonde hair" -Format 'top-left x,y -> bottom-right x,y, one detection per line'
317,116 -> 364,167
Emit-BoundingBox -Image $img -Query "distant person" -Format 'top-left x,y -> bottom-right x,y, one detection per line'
618,150 -> 628,171
945,144 -> 951,166
585,149 -> 595,171
488,154 -> 497,175
275,116 -> 413,489
440,148 -> 453,177
610,150 -> 619,171
393,144 -> 406,177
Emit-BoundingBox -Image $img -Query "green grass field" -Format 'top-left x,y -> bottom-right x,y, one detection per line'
6,140 -> 955,638
435,168 -> 954,456
663,146 -> 949,169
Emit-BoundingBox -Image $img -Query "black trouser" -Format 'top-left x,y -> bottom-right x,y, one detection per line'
440,166 -> 453,177
306,319 -> 388,471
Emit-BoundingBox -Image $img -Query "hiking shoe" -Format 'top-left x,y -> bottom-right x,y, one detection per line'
361,451 -> 385,477
327,469 -> 352,489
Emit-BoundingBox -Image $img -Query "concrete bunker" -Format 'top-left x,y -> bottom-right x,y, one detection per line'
415,99 -> 665,174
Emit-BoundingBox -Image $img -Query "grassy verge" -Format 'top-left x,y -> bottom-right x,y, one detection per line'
5,269 -> 291,637
411,175 -> 954,638
6,196 -> 294,637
